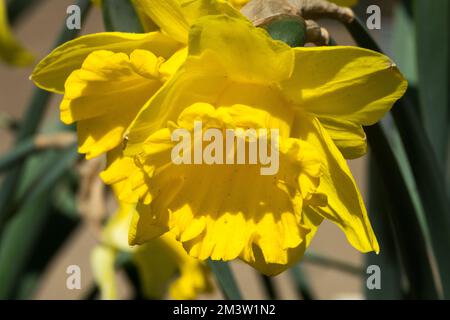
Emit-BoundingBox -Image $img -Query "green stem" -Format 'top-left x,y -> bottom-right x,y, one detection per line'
304,252 -> 363,276
207,260 -> 242,300
260,274 -> 277,300
123,260 -> 145,300
7,0 -> 43,26
290,265 -> 314,300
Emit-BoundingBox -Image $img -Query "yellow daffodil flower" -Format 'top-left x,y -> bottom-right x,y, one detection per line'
92,192 -> 212,299
32,1 -> 406,276
0,0 -> 33,66
102,15 -> 406,275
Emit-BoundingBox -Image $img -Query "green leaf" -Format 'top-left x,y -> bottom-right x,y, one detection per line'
207,260 -> 242,300
0,0 -> 92,230
392,2 -> 418,85
123,259 -> 145,300
83,285 -> 100,300
12,205 -> 80,299
0,197 -> 51,299
102,0 -> 144,33
0,146 -> 79,298
345,17 -> 450,299
305,251 -> 363,276
0,119 -> 79,299
290,265 -> 314,300
392,95 -> 450,299
260,274 -> 277,300
0,138 -> 36,173
366,159 -> 405,300
414,0 -> 449,162
365,123 -> 439,299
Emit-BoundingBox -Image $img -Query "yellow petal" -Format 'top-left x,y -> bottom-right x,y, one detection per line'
0,0 -> 33,66
129,0 -> 159,32
227,0 -> 250,9
62,49 -> 165,159
132,0 -> 189,43
243,207 -> 324,276
91,245 -> 118,300
124,66 -> 228,154
133,0 -> 243,44
189,15 -> 294,84
159,47 -> 188,78
179,0 -> 244,24
281,46 -> 406,158
319,116 -> 367,159
101,147 -> 154,204
292,111 -> 379,253
282,46 -> 407,126
31,31 -> 181,93
129,205 -> 169,245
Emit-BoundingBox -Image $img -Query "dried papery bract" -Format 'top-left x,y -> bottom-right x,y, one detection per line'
242,0 -> 354,24
304,19 -> 331,46
242,0 -> 354,45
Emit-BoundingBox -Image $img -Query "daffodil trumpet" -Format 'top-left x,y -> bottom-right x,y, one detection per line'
170,120 -> 280,175
242,0 -> 355,24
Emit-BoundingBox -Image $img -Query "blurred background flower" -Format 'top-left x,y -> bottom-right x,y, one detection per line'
91,191 -> 211,300
0,0 -> 33,66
